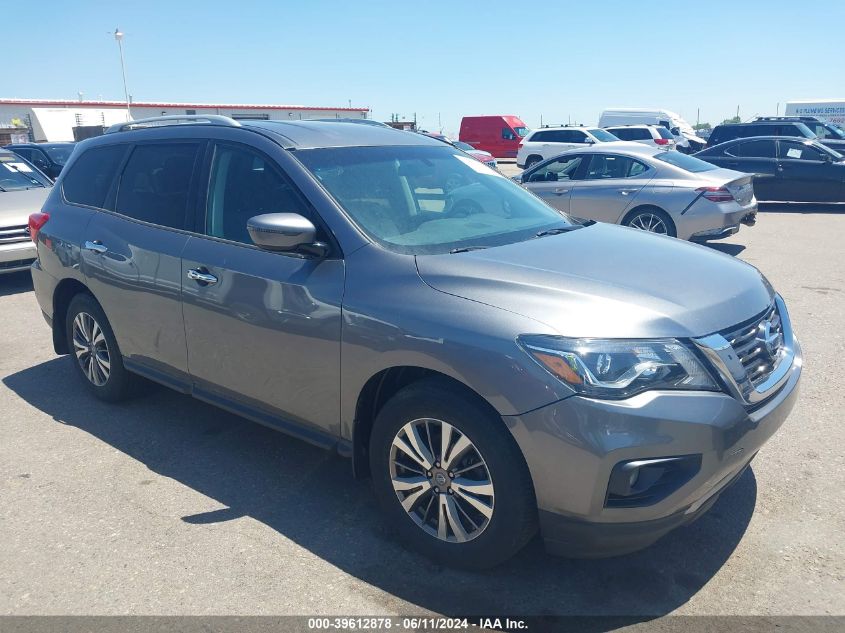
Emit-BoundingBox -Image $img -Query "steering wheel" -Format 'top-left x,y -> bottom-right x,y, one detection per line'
446,198 -> 484,218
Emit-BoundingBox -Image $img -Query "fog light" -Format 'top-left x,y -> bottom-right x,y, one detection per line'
605,455 -> 701,508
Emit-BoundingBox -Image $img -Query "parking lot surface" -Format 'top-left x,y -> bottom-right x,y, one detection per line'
1,203 -> 843,618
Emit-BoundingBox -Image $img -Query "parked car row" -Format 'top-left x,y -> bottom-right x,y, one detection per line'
3,142 -> 75,179
0,149 -> 52,275
696,136 -> 845,203
513,144 -> 757,240
25,116 -> 802,569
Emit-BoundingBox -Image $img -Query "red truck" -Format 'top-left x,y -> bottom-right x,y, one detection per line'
459,115 -> 530,158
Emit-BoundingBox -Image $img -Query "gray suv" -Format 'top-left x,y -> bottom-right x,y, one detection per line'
29,116 -> 802,568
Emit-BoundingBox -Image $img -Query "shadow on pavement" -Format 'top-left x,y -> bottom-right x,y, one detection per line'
704,243 -> 746,257
758,202 -> 845,214
4,358 -> 757,618
0,270 -> 34,297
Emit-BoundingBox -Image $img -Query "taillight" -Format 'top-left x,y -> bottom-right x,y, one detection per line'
28,212 -> 50,243
696,187 -> 734,203
654,138 -> 669,145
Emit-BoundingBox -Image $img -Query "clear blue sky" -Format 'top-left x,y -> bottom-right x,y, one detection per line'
6,0 -> 844,137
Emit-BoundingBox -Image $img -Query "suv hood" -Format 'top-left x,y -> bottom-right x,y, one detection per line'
415,223 -> 773,338
0,187 -> 50,227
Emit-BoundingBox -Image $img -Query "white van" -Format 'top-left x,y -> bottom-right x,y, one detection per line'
598,108 -> 705,152
784,100 -> 845,127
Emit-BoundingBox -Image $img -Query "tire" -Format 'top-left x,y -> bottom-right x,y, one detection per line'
369,379 -> 537,569
524,155 -> 542,169
65,293 -> 136,402
623,206 -> 677,238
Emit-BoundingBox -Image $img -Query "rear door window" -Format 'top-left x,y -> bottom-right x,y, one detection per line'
62,144 -> 129,209
607,128 -> 632,140
114,143 -> 200,229
736,139 -> 777,158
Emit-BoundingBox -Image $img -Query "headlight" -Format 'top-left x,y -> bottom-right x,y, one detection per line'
518,335 -> 718,399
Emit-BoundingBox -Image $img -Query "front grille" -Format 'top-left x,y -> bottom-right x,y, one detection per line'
0,258 -> 35,270
0,225 -> 30,245
721,303 -> 784,386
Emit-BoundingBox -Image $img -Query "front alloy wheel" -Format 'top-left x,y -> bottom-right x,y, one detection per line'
390,418 -> 494,543
72,312 -> 111,386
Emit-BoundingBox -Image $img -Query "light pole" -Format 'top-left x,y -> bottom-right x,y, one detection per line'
113,28 -> 131,121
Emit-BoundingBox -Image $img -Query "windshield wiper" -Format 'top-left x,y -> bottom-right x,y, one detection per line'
0,184 -> 6,192
534,225 -> 582,238
450,246 -> 489,254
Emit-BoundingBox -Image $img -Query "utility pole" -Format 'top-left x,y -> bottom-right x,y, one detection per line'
113,28 -> 131,121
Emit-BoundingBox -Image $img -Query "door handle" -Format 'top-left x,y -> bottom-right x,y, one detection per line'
83,240 -> 108,254
618,188 -> 638,195
553,188 -> 570,195
187,268 -> 219,285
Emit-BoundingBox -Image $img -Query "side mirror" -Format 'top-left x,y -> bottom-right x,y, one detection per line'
511,175 -> 523,184
247,213 -> 327,257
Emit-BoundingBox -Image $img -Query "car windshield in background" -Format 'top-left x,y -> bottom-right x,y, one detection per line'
653,151 -> 718,173
657,127 -> 675,139
589,128 -> 620,142
296,145 -> 572,255
0,155 -> 51,191
793,122 -> 817,138
452,140 -> 476,152
824,124 -> 845,139
43,145 -> 74,164
514,127 -> 529,137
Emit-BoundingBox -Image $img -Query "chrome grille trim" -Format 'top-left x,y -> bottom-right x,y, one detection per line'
0,225 -> 30,245
693,295 -> 795,407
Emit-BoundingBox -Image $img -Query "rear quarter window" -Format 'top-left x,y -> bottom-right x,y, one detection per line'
62,145 -> 129,209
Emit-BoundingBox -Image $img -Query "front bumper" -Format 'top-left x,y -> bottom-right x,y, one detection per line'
0,240 -> 36,274
505,339 -> 802,558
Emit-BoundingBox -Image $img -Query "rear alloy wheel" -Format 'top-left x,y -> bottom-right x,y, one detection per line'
65,293 -> 136,402
624,207 -> 677,237
370,379 -> 537,569
524,156 -> 542,169
72,312 -> 111,387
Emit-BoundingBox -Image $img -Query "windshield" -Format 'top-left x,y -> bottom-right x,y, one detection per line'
452,140 -> 476,152
821,124 -> 845,139
589,129 -> 620,142
296,145 -> 572,255
43,145 -> 74,165
514,127 -> 529,138
653,151 -> 718,173
0,154 -> 52,191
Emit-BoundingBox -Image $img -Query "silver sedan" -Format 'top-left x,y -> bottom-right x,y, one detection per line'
514,144 -> 758,241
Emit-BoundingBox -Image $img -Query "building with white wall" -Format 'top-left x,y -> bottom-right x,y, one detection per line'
0,98 -> 371,142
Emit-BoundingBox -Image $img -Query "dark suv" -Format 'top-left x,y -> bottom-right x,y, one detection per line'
4,142 -> 75,179
28,115 -> 801,568
755,116 -> 845,142
706,120 -> 845,154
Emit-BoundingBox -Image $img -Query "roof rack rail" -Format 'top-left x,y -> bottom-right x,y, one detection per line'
105,114 -> 241,134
